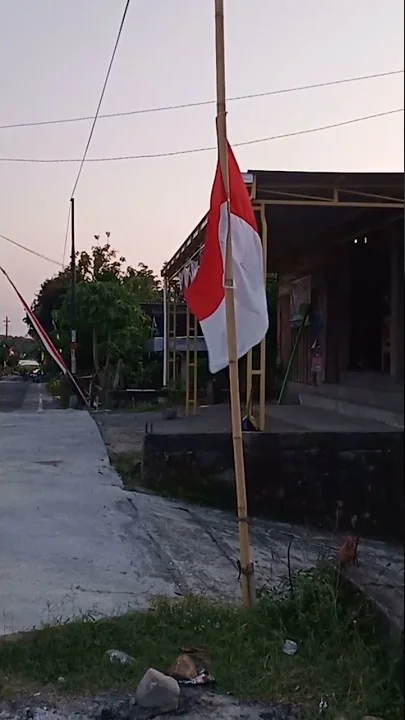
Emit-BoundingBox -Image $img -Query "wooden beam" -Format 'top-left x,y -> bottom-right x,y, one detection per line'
253,199 -> 404,208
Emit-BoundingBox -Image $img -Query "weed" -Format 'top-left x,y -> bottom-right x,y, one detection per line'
110,451 -> 142,490
0,567 -> 402,718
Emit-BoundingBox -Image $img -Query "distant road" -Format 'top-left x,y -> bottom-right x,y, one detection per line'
0,377 -> 29,412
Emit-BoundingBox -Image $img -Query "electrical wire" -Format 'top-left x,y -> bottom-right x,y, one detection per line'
0,233 -> 63,267
62,0 -> 130,266
1,108 -> 403,164
1,69 -> 403,131
69,0 -> 131,198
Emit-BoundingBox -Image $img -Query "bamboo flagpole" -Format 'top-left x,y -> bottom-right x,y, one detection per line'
214,0 -> 256,607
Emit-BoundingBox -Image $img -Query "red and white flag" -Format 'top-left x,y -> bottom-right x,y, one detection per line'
0,265 -> 88,405
184,143 -> 268,374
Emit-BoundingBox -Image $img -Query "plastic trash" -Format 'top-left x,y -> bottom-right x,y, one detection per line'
105,649 -> 135,665
319,697 -> 328,714
179,670 -> 215,686
282,639 -> 298,656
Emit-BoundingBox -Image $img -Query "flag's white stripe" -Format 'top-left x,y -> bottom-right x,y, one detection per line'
201,206 -> 268,374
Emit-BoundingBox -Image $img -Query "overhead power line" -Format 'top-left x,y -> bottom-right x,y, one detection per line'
1,69 -> 403,131
0,232 -> 63,267
1,108 -> 403,164
69,0 -> 131,198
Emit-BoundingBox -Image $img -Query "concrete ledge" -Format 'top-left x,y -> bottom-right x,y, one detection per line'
299,391 -> 404,429
142,431 -> 404,542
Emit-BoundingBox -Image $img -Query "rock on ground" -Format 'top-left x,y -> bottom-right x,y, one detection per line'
135,668 -> 180,712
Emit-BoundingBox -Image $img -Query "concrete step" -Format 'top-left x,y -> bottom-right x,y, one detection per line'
299,391 -> 404,429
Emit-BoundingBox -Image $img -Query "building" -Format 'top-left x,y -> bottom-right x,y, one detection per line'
161,170 -> 404,425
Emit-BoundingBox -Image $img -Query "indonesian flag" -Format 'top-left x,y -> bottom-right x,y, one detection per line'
184,144 -> 268,374
0,265 -> 88,406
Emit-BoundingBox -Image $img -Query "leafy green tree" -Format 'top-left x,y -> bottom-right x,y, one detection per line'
0,341 -> 9,365
55,278 -> 149,399
125,262 -> 162,301
30,267 -> 71,339
29,244 -> 161,386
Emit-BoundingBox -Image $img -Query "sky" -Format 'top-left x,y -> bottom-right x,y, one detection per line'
0,0 -> 404,336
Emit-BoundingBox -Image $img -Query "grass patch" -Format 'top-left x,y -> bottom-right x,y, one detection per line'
110,451 -> 142,491
0,567 -> 402,718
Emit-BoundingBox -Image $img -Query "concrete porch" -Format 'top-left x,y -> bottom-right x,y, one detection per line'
287,373 -> 404,429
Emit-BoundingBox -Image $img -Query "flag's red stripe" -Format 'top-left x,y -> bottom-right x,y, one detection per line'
185,143 -> 258,323
228,145 -> 258,232
184,159 -> 226,321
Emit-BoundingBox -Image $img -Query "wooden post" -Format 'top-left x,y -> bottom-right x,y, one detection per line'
246,349 -> 253,411
214,0 -> 256,607
193,313 -> 198,414
185,306 -> 191,415
163,278 -> 169,387
70,197 -> 77,376
168,285 -> 177,384
259,203 -> 268,431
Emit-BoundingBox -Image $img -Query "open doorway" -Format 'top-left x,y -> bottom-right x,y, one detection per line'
348,233 -> 390,373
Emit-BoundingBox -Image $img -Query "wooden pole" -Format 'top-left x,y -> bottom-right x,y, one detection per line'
163,278 -> 169,387
193,313 -> 198,414
185,306 -> 191,415
70,197 -> 77,376
259,203 -> 268,431
214,0 -> 256,607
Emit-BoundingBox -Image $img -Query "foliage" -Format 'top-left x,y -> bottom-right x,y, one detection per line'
0,566 -> 402,718
0,341 -> 9,365
57,280 -> 148,381
0,340 -> 20,368
125,262 -> 162,301
30,267 -> 72,340
28,244 -> 162,395
0,335 -> 37,359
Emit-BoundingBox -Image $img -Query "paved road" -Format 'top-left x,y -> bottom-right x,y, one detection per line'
0,377 -> 29,412
1,401 -> 402,637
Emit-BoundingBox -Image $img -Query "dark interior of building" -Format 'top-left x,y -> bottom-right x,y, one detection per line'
348,231 -> 391,373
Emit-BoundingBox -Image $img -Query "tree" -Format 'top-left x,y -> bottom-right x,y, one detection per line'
77,243 -> 126,282
0,341 -> 8,365
29,244 -> 161,382
56,279 -> 148,398
125,262 -> 162,301
30,267 -> 72,339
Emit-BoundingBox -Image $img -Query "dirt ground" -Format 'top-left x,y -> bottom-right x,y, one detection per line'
94,409 -> 165,454
93,408 -> 404,646
0,690 -> 301,720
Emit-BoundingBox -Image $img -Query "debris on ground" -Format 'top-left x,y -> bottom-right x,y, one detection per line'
282,639 -> 298,656
318,697 -> 328,714
178,670 -> 215,686
135,668 -> 180,713
168,650 -> 215,687
169,652 -> 200,680
104,649 -> 135,665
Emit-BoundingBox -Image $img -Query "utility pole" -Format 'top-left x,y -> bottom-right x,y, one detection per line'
70,197 -> 77,376
4,316 -> 10,340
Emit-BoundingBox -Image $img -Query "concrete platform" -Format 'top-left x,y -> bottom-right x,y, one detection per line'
289,379 -> 404,429
99,403 -> 400,444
